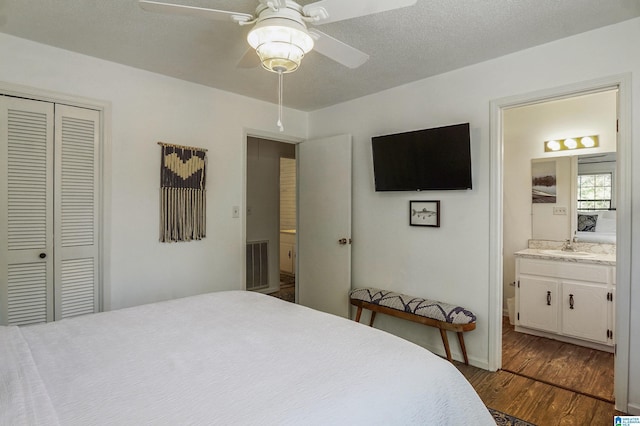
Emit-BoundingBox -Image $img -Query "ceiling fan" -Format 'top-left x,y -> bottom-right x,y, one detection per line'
139,0 -> 417,129
139,0 -> 417,72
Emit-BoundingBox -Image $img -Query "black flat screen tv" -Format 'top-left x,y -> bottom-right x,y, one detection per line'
372,123 -> 472,191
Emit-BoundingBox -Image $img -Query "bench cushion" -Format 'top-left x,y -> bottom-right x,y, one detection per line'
350,288 -> 476,325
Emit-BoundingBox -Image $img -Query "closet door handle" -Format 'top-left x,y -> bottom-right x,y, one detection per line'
39,253 -> 47,259
569,294 -> 574,309
546,291 -> 551,306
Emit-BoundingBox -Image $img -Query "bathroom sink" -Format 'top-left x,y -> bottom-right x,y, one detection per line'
540,249 -> 595,257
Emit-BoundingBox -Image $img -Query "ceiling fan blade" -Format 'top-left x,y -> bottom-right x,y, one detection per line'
308,29 -> 369,69
237,48 -> 261,69
303,0 -> 416,24
139,1 -> 253,23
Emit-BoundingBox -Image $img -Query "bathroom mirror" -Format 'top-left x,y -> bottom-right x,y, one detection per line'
531,152 -> 616,243
574,152 -> 617,244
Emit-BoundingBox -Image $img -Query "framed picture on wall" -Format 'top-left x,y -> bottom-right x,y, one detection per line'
531,160 -> 557,203
410,200 -> 440,227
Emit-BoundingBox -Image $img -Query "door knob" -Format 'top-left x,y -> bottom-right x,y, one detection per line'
338,238 -> 348,245
39,253 -> 47,259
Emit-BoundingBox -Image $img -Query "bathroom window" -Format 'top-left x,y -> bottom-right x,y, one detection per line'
577,173 -> 612,210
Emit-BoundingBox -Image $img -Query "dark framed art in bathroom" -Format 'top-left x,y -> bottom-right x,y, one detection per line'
410,200 -> 440,227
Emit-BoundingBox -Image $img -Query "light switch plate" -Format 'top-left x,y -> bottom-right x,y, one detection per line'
553,206 -> 567,215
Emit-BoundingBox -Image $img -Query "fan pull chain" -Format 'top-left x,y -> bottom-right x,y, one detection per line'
277,69 -> 284,132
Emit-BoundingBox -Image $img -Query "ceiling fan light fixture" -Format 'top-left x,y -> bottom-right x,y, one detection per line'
247,18 -> 314,73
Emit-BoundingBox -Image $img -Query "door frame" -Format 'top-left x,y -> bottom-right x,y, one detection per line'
488,73 -> 632,411
242,128 -> 302,293
0,81 -> 112,311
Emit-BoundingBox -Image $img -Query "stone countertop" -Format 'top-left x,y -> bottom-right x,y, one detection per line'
514,248 -> 616,266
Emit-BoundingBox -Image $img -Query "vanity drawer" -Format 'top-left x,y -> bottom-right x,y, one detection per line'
518,258 -> 609,284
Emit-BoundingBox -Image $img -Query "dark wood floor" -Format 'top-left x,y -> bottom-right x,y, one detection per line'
501,317 -> 614,402
455,317 -> 624,425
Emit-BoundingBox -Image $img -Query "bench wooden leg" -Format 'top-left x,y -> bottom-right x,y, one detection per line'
355,306 -> 363,323
439,328 -> 452,363
369,311 -> 377,327
457,332 -> 469,365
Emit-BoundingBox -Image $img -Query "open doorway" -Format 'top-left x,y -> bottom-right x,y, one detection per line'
500,87 -> 622,405
246,136 -> 296,301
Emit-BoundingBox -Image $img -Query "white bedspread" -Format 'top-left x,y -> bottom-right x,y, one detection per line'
0,326 -> 59,425
2,291 -> 493,425
576,231 -> 616,244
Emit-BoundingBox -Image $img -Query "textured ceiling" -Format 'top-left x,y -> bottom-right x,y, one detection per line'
1,0 -> 639,111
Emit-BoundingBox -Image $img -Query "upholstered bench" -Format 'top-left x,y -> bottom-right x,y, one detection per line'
349,287 -> 477,365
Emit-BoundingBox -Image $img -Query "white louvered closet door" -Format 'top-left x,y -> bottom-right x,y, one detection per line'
0,98 -> 100,326
53,105 -> 100,320
0,96 -> 55,325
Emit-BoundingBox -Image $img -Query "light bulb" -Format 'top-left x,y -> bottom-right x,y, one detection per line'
581,136 -> 595,147
546,140 -> 560,151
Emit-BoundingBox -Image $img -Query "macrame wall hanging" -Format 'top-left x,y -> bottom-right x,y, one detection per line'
159,142 -> 207,242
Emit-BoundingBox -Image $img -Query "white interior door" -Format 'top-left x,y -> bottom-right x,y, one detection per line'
0,96 -> 54,325
53,104 -> 100,320
297,134 -> 352,317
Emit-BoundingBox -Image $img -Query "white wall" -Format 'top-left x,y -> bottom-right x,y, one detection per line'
0,33 -> 307,309
503,91 -> 617,307
308,18 -> 640,411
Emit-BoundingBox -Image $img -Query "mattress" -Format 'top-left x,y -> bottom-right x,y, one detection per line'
576,231 -> 616,244
1,291 -> 493,425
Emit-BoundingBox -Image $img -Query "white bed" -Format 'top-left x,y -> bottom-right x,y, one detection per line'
1,291 -> 493,425
577,210 -> 616,244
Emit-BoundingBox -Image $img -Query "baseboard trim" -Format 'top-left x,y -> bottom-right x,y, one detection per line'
420,342 -> 489,370
626,402 -> 640,415
514,325 -> 614,353
251,285 -> 279,294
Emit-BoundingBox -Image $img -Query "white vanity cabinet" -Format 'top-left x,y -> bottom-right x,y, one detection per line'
561,281 -> 609,343
518,276 -> 559,334
279,232 -> 296,275
515,255 -> 615,349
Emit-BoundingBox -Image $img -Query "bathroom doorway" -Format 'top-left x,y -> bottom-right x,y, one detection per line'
501,88 -> 620,403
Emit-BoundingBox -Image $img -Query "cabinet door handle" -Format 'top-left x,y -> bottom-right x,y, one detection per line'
569,294 -> 574,309
547,291 -> 551,306
288,250 -> 291,259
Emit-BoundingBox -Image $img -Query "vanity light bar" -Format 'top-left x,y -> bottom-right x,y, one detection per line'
544,135 -> 599,152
